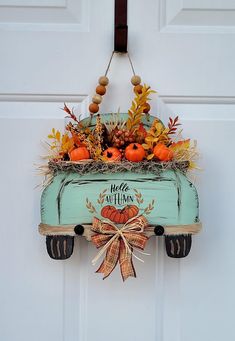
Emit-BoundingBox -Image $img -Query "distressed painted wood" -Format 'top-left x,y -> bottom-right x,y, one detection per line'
40,170 -> 199,259
81,112 -> 157,129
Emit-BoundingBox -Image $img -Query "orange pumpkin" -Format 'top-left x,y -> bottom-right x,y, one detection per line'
125,143 -> 145,162
70,147 -> 90,161
103,147 -> 121,162
153,143 -> 173,161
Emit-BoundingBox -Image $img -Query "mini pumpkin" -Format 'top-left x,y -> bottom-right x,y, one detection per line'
153,143 -> 173,162
69,147 -> 90,161
103,147 -> 121,162
125,143 -> 145,162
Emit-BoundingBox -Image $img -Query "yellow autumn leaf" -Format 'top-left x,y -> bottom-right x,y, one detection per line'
145,136 -> 154,143
126,84 -> 156,132
55,130 -> 61,142
61,141 -> 69,151
155,122 -> 164,132
61,134 -> 75,153
147,153 -> 155,160
62,134 -> 69,144
142,143 -> 150,150
189,161 -> 197,169
48,134 -> 54,139
148,130 -> 156,137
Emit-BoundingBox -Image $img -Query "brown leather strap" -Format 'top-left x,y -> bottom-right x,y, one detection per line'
114,0 -> 128,53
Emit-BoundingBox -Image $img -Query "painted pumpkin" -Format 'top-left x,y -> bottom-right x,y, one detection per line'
103,147 -> 121,162
153,143 -> 173,162
101,205 -> 116,219
69,147 -> 90,161
109,209 -> 129,224
125,143 -> 145,162
123,205 -> 139,219
101,205 -> 139,224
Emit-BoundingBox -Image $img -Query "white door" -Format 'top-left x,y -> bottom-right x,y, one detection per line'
1,1 -> 235,340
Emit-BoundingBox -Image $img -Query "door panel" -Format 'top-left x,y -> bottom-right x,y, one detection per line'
1,1 -> 235,340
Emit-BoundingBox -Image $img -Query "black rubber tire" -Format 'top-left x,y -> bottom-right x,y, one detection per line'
46,236 -> 74,260
165,234 -> 192,258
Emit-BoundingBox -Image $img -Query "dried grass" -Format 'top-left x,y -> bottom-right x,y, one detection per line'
47,159 -> 190,176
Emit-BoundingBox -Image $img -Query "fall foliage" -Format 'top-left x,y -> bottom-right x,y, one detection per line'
44,86 -> 197,170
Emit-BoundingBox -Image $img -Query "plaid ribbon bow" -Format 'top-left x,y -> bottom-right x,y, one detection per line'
91,215 -> 149,281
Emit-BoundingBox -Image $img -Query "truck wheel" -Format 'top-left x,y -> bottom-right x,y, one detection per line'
46,236 -> 74,260
165,234 -> 192,258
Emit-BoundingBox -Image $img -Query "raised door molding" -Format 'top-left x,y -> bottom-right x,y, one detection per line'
0,94 -> 89,118
0,0 -> 89,31
0,0 -> 66,7
159,0 -> 235,33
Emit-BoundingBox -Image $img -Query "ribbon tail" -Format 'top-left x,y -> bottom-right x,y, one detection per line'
119,239 -> 136,281
95,259 -> 106,275
96,239 -> 120,280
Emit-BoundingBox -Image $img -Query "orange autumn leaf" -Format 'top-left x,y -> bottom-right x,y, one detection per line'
170,139 -> 190,152
169,139 -> 199,169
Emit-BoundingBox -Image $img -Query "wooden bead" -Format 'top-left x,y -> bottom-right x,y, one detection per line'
89,103 -> 99,113
99,76 -> 109,86
92,94 -> 102,104
96,85 -> 106,96
134,84 -> 143,94
143,103 -> 151,113
131,75 -> 141,86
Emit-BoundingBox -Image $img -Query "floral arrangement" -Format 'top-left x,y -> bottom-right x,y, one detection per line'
39,73 -> 202,274
45,81 -> 198,170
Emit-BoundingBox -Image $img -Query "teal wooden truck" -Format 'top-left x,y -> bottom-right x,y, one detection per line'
39,114 -> 201,260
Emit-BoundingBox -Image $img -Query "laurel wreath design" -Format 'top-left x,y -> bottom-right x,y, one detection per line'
86,198 -> 97,213
97,189 -> 107,205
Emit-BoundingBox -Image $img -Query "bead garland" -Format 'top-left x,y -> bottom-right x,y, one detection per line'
131,75 -> 150,113
89,76 -> 109,114
88,52 -> 151,115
